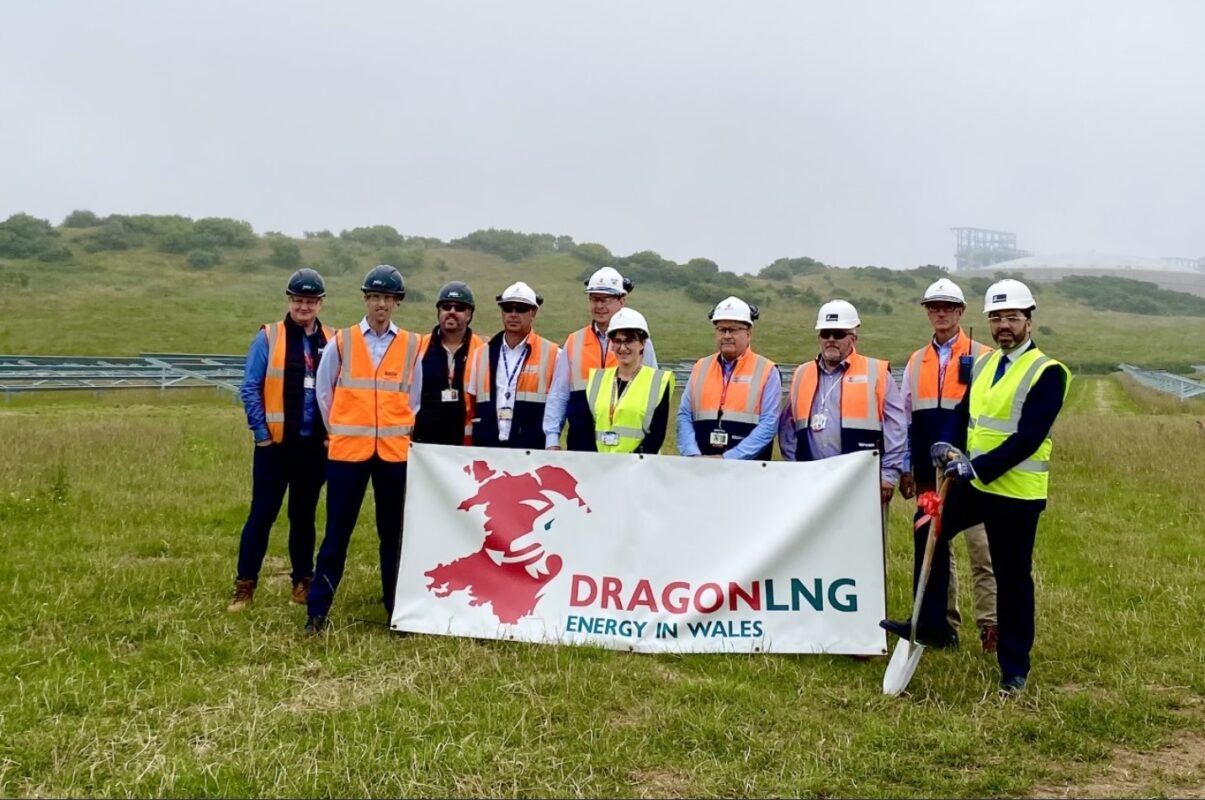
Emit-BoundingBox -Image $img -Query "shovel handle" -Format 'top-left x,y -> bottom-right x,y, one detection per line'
908,470 -> 952,643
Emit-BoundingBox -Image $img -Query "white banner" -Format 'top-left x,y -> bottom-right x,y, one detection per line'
393,444 -> 888,655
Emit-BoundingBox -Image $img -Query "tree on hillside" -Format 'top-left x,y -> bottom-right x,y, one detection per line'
759,256 -> 826,280
62,209 -> 100,228
81,218 -> 134,252
571,242 -> 613,267
0,213 -> 72,261
450,229 -> 560,262
193,217 -> 256,248
268,237 -> 303,268
340,225 -> 407,248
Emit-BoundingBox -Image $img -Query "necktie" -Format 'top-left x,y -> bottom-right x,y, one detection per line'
991,354 -> 1010,386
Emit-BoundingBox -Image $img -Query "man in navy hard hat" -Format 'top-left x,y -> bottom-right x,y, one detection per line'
413,281 -> 486,446
229,268 -> 333,613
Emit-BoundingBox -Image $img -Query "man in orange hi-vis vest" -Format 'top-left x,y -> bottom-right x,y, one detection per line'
777,300 -> 907,505
898,278 -> 997,653
305,265 -> 423,635
229,269 -> 333,613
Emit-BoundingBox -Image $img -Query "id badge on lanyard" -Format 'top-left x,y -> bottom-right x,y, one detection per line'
303,349 -> 316,390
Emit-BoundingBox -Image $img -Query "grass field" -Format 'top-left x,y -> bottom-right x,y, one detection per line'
1,373 -> 1203,797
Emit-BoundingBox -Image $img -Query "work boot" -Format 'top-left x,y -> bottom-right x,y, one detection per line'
879,618 -> 959,649
291,576 -> 313,605
303,615 -> 328,636
999,675 -> 1027,698
226,578 -> 256,612
980,624 -> 999,654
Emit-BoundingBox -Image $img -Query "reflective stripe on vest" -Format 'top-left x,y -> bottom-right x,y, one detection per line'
789,353 -> 887,434
565,326 -> 616,392
263,320 -> 333,443
966,346 -> 1070,500
586,366 -> 674,453
688,350 -> 772,426
472,332 -> 558,404
327,326 -> 418,462
906,330 -> 991,412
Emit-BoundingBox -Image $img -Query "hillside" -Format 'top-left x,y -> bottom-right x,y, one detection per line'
2,212 -> 1204,372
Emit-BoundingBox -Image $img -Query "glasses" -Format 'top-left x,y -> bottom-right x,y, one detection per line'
589,295 -> 620,305
988,315 -> 1027,325
288,296 -> 321,307
925,303 -> 960,313
714,326 -> 749,336
499,303 -> 532,314
818,330 -> 851,340
438,302 -> 471,313
609,335 -> 639,346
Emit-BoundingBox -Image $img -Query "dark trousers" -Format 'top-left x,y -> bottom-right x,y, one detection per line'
236,436 -> 327,583
918,484 -> 1044,682
307,457 -> 408,619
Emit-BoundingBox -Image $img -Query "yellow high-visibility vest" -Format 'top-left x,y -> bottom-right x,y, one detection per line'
586,366 -> 674,454
967,346 -> 1070,500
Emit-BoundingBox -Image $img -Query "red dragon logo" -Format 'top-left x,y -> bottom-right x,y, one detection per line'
424,460 -> 590,624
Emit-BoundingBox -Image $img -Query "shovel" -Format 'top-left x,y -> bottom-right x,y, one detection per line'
882,471 -> 950,696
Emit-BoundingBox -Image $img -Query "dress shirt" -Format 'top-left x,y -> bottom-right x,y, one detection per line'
676,353 -> 783,459
495,336 -> 529,442
315,317 -> 422,430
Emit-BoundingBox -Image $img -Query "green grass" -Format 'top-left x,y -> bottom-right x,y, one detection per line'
2,231 -> 1205,371
1,377 -> 1203,797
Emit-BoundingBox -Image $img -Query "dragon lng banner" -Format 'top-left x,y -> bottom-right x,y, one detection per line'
392,444 -> 889,655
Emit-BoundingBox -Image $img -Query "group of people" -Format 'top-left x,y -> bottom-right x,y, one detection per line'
230,262 -> 1069,698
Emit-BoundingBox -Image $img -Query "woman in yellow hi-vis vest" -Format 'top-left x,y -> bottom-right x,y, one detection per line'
881,279 -> 1070,698
584,308 -> 675,455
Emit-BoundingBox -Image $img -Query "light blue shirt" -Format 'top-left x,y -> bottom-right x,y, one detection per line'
900,332 -> 962,473
543,323 -> 658,447
777,355 -> 907,485
315,317 -> 423,430
676,353 -> 782,459
239,325 -> 321,441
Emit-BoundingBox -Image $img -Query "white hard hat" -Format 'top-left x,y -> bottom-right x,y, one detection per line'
710,296 -> 756,326
584,266 -> 629,296
606,307 -> 650,337
497,281 -> 542,307
815,299 -> 861,330
921,278 -> 966,306
983,279 -> 1036,314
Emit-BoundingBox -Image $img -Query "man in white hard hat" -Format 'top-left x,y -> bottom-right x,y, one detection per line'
881,278 -> 1071,697
467,281 -> 559,450
584,307 -> 676,454
897,278 -> 998,653
677,296 -> 780,460
543,267 -> 658,451
778,299 -> 906,505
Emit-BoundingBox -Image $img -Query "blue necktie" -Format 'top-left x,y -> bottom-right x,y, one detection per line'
991,354 -> 1009,386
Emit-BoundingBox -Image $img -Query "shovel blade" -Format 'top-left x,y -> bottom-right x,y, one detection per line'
882,638 -> 926,696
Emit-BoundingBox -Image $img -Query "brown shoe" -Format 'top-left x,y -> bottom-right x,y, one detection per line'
227,578 -> 256,612
291,576 -> 313,605
980,624 -> 999,653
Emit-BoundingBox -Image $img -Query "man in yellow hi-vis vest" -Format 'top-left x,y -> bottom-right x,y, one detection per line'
882,279 -> 1070,697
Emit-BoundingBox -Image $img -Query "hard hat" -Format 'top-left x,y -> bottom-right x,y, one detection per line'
709,296 -> 758,326
606,307 -> 650,338
921,278 -> 965,306
496,281 -> 543,307
983,279 -> 1037,314
436,281 -> 475,309
360,264 -> 405,298
583,266 -> 633,296
815,299 -> 861,330
286,268 -> 326,298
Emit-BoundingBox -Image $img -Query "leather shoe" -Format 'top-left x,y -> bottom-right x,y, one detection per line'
999,675 -> 1027,697
303,615 -> 328,636
879,618 -> 959,649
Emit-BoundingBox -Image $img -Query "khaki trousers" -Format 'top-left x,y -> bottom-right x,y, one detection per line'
946,522 -> 997,629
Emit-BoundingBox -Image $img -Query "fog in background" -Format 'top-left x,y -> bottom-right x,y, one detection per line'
3,1 -> 1203,273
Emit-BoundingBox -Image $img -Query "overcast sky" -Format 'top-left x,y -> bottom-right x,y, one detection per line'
3,2 -> 1203,273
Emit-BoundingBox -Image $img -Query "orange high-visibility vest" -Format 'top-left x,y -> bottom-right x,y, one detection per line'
470,332 -> 558,404
563,325 -> 615,392
417,331 -> 486,444
262,320 -> 334,443
789,352 -> 888,459
687,349 -> 775,458
905,329 -> 991,412
327,326 -> 418,462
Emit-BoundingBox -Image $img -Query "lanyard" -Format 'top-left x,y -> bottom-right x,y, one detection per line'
499,341 -> 527,401
817,370 -> 841,413
303,342 -> 315,376
608,367 -> 640,427
717,357 -> 739,413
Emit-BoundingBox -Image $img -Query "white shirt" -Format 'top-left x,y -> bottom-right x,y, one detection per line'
495,336 -> 529,441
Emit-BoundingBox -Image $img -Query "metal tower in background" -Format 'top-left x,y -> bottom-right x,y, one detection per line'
951,227 -> 1030,271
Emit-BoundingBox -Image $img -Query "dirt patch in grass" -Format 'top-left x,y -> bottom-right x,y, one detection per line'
628,767 -> 695,797
1035,730 -> 1205,798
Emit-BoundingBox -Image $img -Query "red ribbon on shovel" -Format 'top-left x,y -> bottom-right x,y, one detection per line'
913,490 -> 942,530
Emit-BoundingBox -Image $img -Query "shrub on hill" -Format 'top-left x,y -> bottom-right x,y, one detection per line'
187,249 -> 221,269
267,238 -> 302,269
758,256 -> 827,281
0,213 -> 72,262
304,229 -> 334,239
450,229 -> 569,262
571,242 -> 613,267
62,209 -> 100,228
850,265 -> 917,288
1059,275 -> 1205,317
81,219 -> 135,252
340,225 -> 408,248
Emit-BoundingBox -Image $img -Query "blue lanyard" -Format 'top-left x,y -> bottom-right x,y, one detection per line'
499,342 -> 528,399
